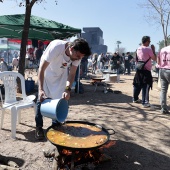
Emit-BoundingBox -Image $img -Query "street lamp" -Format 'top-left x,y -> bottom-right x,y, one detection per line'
116,41 -> 121,52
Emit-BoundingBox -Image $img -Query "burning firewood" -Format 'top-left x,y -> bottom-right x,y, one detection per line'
99,153 -> 112,162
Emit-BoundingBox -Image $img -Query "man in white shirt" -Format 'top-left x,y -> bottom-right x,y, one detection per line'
35,38 -> 91,140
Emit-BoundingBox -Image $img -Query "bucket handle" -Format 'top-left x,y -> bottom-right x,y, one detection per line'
41,97 -> 52,103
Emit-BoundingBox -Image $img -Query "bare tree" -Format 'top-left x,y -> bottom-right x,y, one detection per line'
140,0 -> 170,47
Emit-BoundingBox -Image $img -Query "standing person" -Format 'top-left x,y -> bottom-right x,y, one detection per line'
97,53 -> 101,70
12,57 -> 19,70
109,52 -> 121,82
91,53 -> 98,74
80,55 -> 88,78
100,53 -> 105,70
35,41 -> 44,66
157,45 -> 170,114
35,38 -> 91,140
133,36 -> 156,107
122,53 -> 125,65
124,52 -> 133,75
0,58 -> 8,71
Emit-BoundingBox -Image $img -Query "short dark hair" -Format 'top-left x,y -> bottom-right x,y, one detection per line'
142,36 -> 150,44
38,41 -> 44,47
71,38 -> 91,56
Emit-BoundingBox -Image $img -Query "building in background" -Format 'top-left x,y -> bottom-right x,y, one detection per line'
80,27 -> 107,55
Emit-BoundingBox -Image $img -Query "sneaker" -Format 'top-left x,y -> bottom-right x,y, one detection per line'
160,108 -> 169,114
133,99 -> 141,103
143,103 -> 151,108
35,127 -> 44,140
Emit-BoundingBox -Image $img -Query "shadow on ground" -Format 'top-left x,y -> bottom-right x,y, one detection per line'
96,140 -> 170,170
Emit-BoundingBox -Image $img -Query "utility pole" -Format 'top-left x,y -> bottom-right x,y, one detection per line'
116,41 -> 121,53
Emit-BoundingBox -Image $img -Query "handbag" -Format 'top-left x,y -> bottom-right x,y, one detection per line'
136,57 -> 150,70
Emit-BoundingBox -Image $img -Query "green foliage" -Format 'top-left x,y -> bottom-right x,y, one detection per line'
158,38 -> 170,50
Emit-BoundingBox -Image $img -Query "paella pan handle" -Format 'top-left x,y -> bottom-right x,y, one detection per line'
106,129 -> 115,135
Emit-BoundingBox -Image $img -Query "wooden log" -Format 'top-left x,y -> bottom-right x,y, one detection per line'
52,148 -> 59,170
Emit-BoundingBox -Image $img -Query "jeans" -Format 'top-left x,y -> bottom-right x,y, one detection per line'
35,101 -> 43,127
81,61 -> 88,77
160,69 -> 170,109
113,68 -> 120,75
133,84 -> 150,104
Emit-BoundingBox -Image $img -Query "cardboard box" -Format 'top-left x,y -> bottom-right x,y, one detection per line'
110,75 -> 117,83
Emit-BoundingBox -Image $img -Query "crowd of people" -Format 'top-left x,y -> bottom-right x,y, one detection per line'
0,41 -> 46,72
88,51 -> 135,76
33,36 -> 169,144
0,36 -> 169,142
0,36 -> 169,170
82,36 -> 170,114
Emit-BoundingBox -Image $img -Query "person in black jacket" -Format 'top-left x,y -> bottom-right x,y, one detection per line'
109,52 -> 121,82
124,52 -> 133,75
133,36 -> 157,107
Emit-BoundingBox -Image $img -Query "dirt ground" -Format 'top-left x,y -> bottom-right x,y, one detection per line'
0,70 -> 170,170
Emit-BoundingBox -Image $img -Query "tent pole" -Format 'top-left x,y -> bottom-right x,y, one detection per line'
7,38 -> 9,65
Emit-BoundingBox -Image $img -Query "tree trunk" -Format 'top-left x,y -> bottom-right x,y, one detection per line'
17,1 -> 36,93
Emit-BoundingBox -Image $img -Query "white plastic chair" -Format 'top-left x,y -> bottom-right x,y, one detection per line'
0,71 -> 36,138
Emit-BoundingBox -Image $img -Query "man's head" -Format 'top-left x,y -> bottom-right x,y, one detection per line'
142,36 -> 151,47
0,58 -> 4,63
114,52 -> 118,56
38,41 -> 44,49
69,38 -> 91,61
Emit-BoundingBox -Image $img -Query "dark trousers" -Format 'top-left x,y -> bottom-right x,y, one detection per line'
133,84 -> 150,104
35,101 -> 43,127
124,64 -> 131,74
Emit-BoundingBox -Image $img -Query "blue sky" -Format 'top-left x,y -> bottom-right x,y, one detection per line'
0,0 -> 164,52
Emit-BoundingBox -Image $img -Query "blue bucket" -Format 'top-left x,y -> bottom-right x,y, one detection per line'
40,98 -> 68,123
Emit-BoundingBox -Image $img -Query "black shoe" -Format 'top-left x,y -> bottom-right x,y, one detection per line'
35,127 -> 44,140
133,99 -> 141,103
160,108 -> 169,114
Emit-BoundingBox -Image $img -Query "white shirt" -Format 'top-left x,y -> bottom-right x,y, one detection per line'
40,40 -> 80,99
0,61 -> 8,72
97,55 -> 101,62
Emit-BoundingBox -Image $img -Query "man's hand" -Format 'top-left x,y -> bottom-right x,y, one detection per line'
62,91 -> 70,100
39,89 -> 48,102
151,44 -> 155,53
